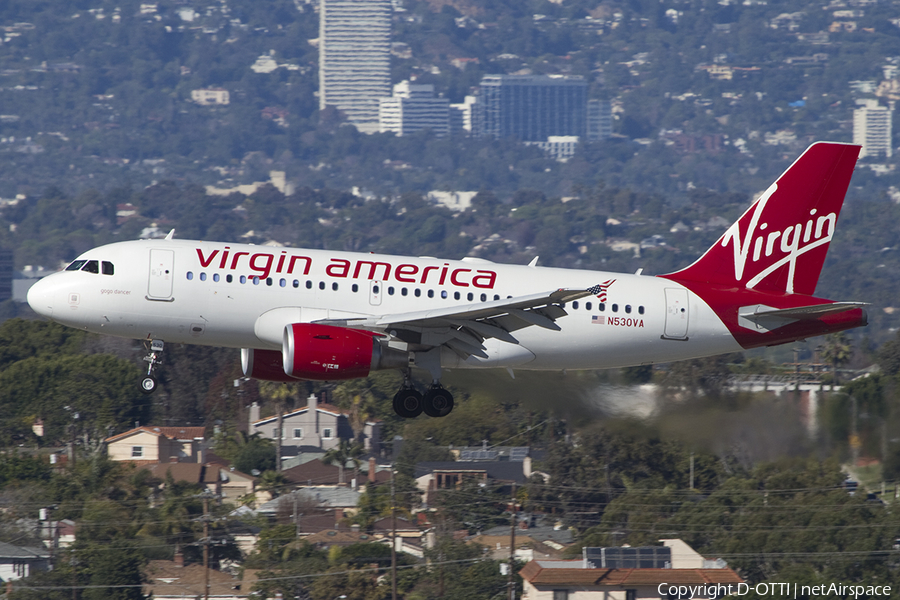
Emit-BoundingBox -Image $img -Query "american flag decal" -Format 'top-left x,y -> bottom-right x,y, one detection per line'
592,315 -> 605,325
588,279 -> 616,302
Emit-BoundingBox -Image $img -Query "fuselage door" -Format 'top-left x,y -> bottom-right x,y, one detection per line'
369,280 -> 383,306
147,249 -> 175,301
663,287 -> 689,340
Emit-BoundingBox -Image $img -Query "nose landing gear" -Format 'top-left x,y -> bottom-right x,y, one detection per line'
140,339 -> 164,394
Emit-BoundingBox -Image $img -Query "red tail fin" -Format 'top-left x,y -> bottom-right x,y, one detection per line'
665,142 -> 860,295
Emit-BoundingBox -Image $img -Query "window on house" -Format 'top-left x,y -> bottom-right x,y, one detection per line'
293,428 -> 303,439
626,590 -> 637,600
131,446 -> 143,458
552,591 -> 569,600
322,428 -> 333,439
273,428 -> 280,439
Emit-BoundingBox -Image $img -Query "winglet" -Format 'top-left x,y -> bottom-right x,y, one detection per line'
165,229 -> 175,240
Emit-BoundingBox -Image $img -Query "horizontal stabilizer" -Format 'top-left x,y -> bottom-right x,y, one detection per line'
738,301 -> 868,332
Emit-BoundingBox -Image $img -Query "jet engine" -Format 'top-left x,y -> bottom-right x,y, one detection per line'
241,348 -> 298,382
282,323 -> 408,380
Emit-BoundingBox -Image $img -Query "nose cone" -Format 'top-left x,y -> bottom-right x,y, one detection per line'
26,276 -> 57,319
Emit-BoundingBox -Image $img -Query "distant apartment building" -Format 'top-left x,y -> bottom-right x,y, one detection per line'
587,99 -> 613,140
379,81 -> 450,136
191,88 -> 230,105
319,0 -> 391,134
474,75 -> 588,142
450,95 -> 477,132
0,249 -> 12,302
854,99 -> 893,158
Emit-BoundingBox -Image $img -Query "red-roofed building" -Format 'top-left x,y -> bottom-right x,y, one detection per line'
520,539 -> 743,600
248,394 -> 381,453
105,426 -> 206,464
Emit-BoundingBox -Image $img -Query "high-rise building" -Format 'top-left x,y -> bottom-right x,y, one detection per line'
853,99 -> 893,158
587,99 -> 613,141
379,81 -> 450,136
319,0 -> 391,134
474,75 -> 588,142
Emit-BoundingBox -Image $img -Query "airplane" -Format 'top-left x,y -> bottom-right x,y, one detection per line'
26,142 -> 868,419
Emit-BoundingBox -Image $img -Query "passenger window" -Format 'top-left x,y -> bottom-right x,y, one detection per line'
480,293 -> 487,302
226,274 -> 233,283
293,280 -> 299,288
454,291 -> 460,300
213,274 -> 220,282
266,278 -> 273,286
414,289 -> 421,297
186,271 -> 193,280
401,287 -> 408,296
82,260 -> 99,274
101,261 -> 114,275
573,301 -> 579,309
332,282 -> 339,291
639,306 -> 645,314
625,305 -> 632,314
586,302 -> 592,310
200,272 -> 207,281
427,289 -> 434,298
306,280 -> 312,289
467,292 -> 474,301
373,284 -> 379,294
252,276 -> 260,285
319,282 -> 325,290
599,303 -> 605,311
240,275 -> 247,284
352,284 -> 359,293
66,260 -> 87,271
441,290 -> 447,299
279,278 -> 286,287
494,295 -> 500,301
612,304 -> 619,312
388,286 -> 395,295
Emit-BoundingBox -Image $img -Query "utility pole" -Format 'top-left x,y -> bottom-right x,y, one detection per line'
689,452 -> 694,490
391,468 -> 397,600
203,492 -> 211,600
293,492 -> 301,538
508,481 -> 517,600
275,403 -> 283,473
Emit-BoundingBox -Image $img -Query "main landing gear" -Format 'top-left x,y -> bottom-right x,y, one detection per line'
140,339 -> 164,394
392,371 -> 454,419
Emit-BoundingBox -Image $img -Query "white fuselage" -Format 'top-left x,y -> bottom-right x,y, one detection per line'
27,239 -> 743,372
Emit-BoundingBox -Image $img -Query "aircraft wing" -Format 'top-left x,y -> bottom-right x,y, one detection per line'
313,286 -> 600,359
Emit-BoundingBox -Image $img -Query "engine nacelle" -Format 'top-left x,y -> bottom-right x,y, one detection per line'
282,323 -> 407,381
241,348 -> 301,382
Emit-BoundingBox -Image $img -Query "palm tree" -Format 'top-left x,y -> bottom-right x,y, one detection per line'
322,439 -> 365,485
819,333 -> 853,391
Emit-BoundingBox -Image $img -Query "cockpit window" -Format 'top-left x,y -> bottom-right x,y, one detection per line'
66,260 -> 87,271
81,260 -> 99,274
101,261 -> 114,275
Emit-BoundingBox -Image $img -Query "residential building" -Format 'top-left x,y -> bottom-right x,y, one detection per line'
145,559 -> 252,599
527,135 -> 580,161
106,426 -> 206,464
0,249 -> 12,302
519,539 -> 743,600
191,88 -> 230,105
475,75 -> 588,141
450,95 -> 478,132
0,541 -> 50,583
248,394 -> 381,455
319,0 -> 391,133
379,80 -> 450,136
415,460 -> 530,504
854,99 -> 893,158
427,190 -> 477,211
587,99 -> 613,141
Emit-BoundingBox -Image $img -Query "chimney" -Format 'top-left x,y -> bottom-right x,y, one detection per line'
351,523 -> 360,533
249,402 -> 260,429
368,457 -> 376,483
309,393 -> 318,434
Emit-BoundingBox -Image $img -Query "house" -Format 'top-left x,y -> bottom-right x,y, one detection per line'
106,426 -> 206,464
191,88 -> 230,105
0,541 -> 50,583
519,539 -> 743,600
415,460 -> 529,504
141,462 -> 256,501
472,523 -> 575,561
144,559 -> 250,599
248,394 -> 382,455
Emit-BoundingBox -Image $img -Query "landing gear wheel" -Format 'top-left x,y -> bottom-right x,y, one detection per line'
423,386 -> 454,418
140,375 -> 157,394
393,388 -> 424,418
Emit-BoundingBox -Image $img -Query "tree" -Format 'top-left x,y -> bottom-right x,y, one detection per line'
818,333 -> 853,391
322,439 -> 365,485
